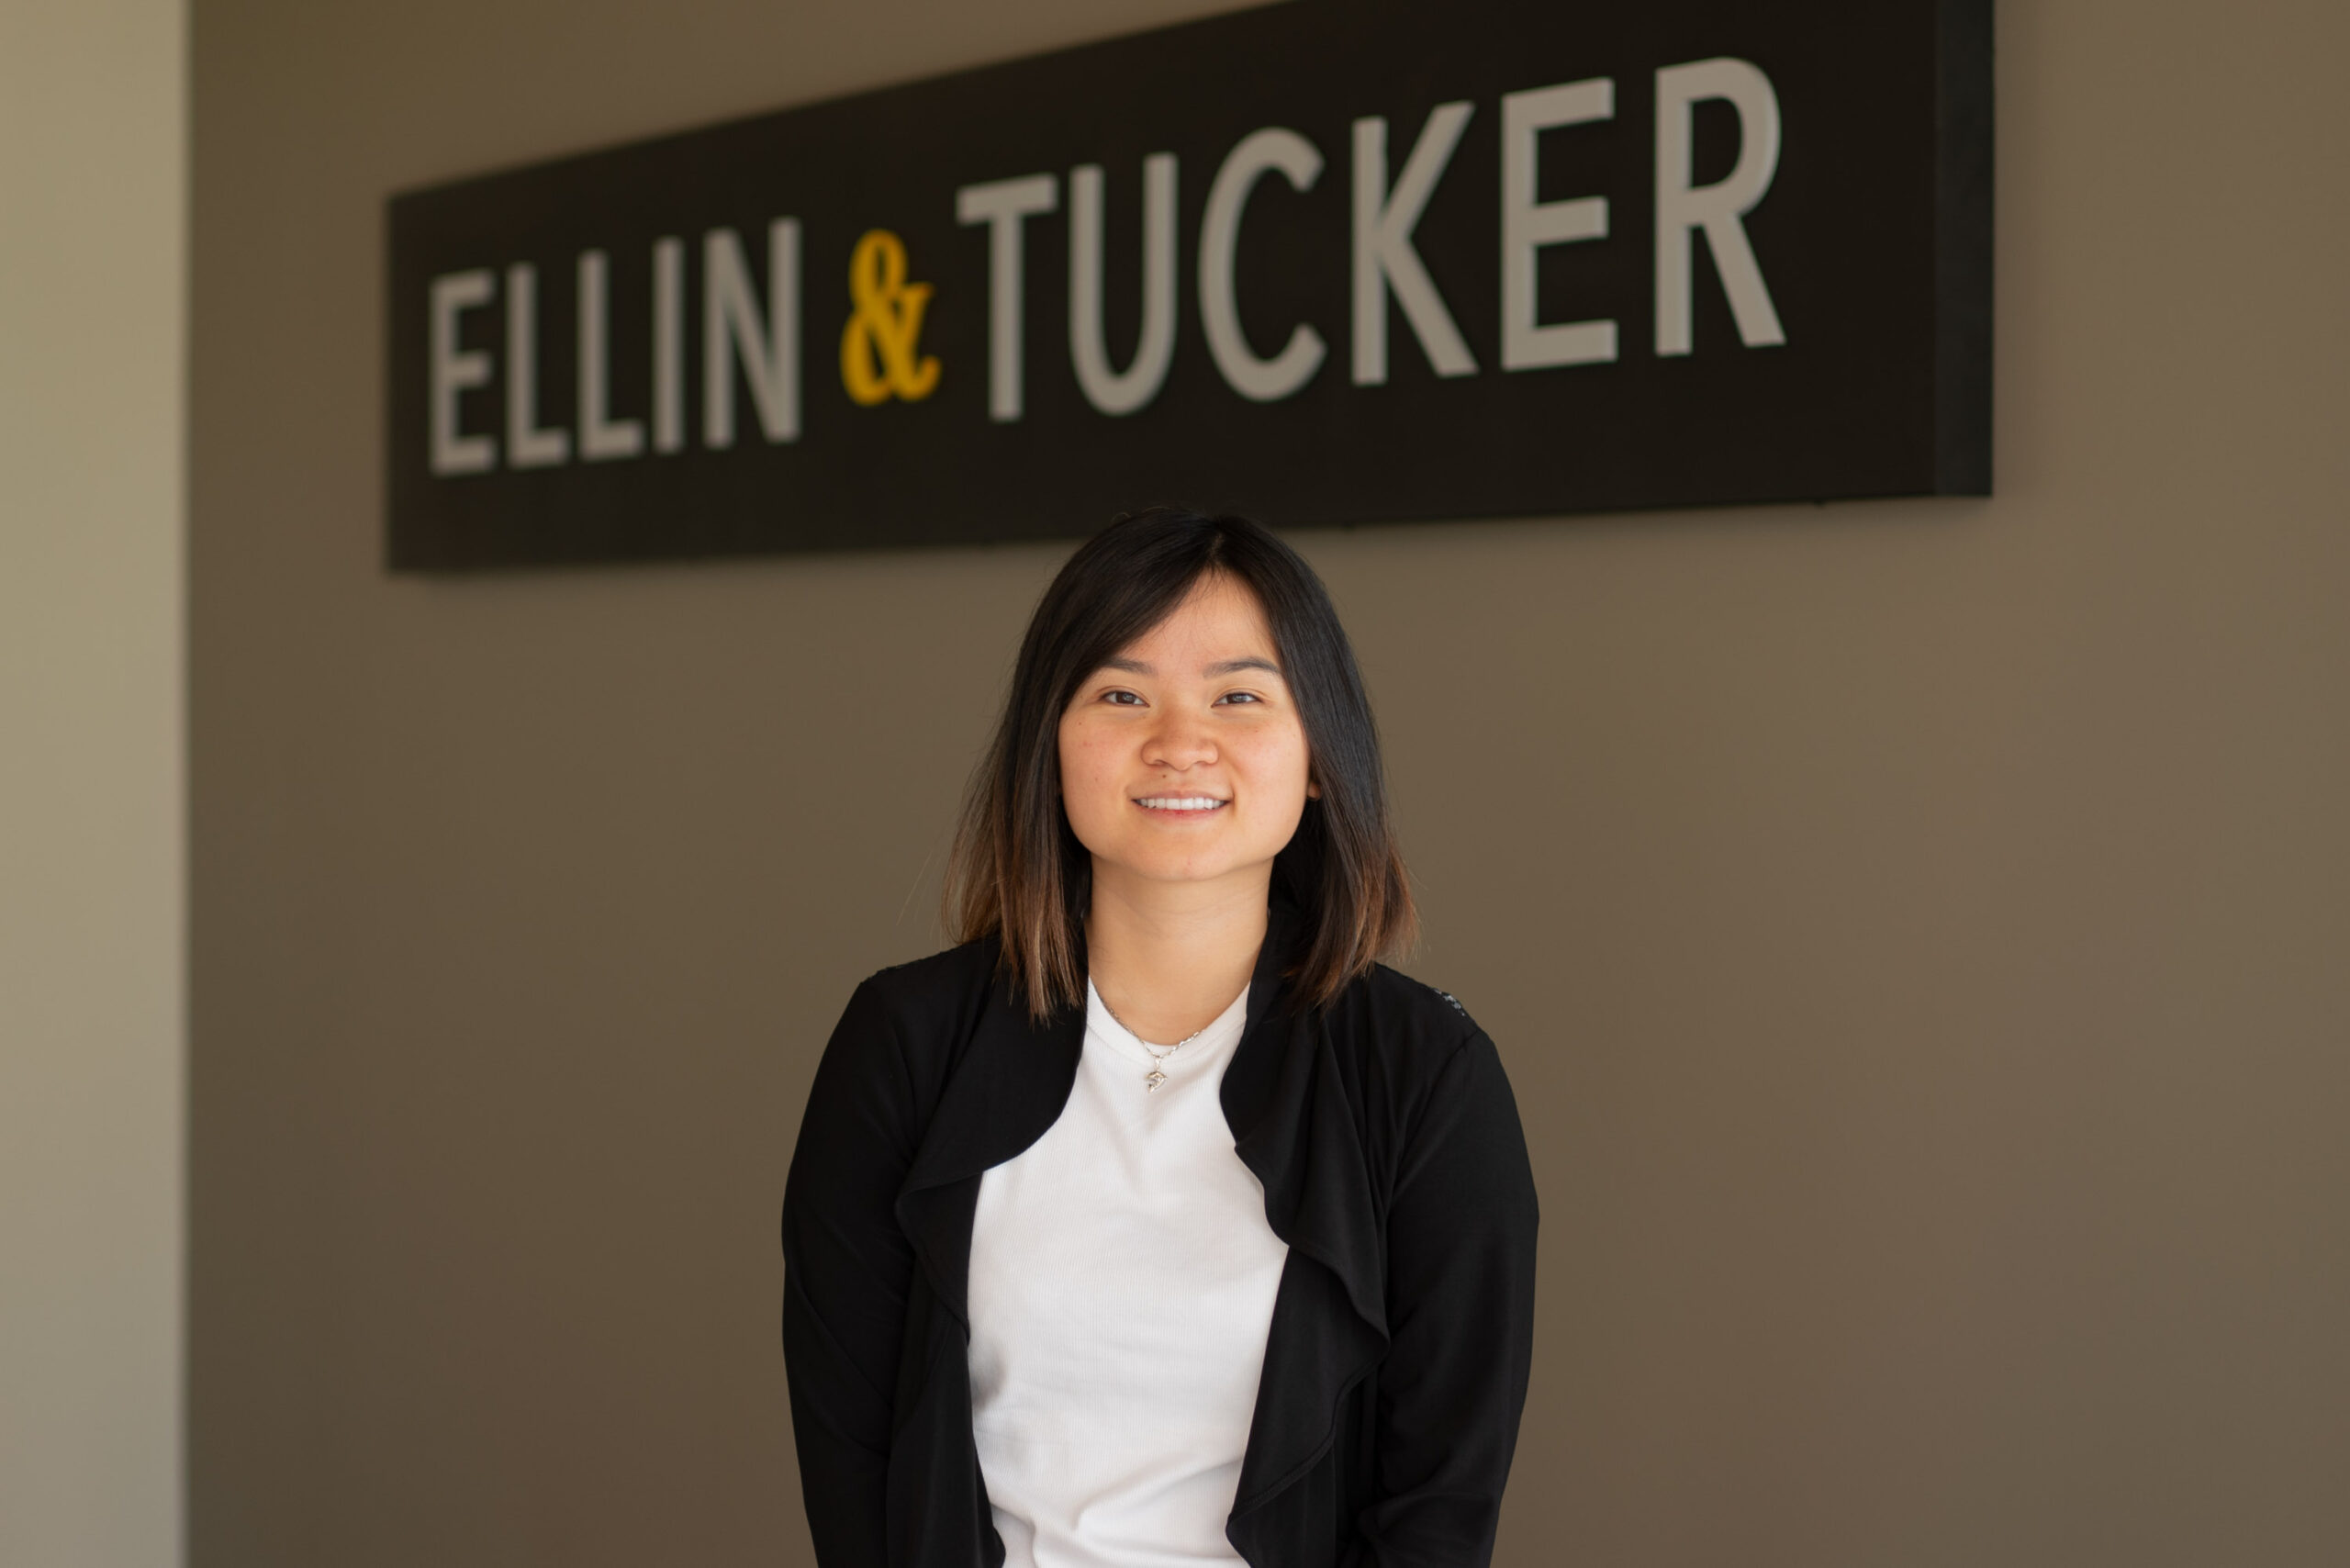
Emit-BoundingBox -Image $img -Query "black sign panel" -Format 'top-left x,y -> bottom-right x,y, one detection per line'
387,0 -> 1989,569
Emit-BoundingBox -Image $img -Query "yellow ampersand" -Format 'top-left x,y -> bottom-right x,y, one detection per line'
840,230 -> 941,405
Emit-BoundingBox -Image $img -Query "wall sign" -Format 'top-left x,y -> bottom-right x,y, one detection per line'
386,0 -> 1990,569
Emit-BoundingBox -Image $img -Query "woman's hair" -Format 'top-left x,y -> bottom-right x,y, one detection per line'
946,506 -> 1416,1020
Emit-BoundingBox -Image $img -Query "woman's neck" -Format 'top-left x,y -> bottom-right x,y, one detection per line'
1085,863 -> 1269,1047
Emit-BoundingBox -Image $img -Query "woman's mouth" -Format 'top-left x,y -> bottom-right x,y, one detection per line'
1134,795 -> 1229,814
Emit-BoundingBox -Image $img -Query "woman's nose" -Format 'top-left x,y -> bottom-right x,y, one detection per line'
1143,713 -> 1217,769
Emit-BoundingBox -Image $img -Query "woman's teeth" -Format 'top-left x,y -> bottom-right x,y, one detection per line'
1136,796 -> 1226,812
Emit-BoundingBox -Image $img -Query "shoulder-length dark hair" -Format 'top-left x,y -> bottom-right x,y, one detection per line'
946,506 -> 1416,1020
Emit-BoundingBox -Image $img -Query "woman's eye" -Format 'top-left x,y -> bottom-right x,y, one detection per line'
1104,689 -> 1144,706
1215,691 -> 1261,705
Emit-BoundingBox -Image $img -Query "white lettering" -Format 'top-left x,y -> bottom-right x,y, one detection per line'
957,174 -> 1059,423
505,263 -> 570,467
1352,103 -> 1477,385
429,269 -> 496,476
1655,58 -> 1785,355
702,220 -> 801,447
653,237 -> 684,453
1200,128 -> 1326,402
1500,78 -> 1617,371
576,251 -> 643,461
1069,156 -> 1178,417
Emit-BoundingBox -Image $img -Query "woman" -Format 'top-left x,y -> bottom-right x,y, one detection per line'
781,508 -> 1539,1568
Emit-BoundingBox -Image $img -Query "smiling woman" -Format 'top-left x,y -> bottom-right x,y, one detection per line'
1055,572 -> 1322,970
950,509 -> 1414,1028
781,509 -> 1539,1568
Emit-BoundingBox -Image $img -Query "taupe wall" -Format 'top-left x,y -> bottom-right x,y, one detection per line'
3,2 -> 185,1563
190,3 -> 2349,1565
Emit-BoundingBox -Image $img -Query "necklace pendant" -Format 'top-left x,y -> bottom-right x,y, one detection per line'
1144,1069 -> 1167,1092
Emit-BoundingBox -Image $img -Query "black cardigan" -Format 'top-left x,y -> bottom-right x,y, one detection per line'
780,903 -> 1540,1568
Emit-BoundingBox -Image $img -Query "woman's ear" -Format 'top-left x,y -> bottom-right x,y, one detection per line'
1305,774 -> 1322,801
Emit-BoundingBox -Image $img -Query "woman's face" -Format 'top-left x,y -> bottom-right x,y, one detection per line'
1058,571 -> 1317,898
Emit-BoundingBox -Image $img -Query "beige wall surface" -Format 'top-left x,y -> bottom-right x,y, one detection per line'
2,1 -> 186,1564
189,2 -> 2348,1566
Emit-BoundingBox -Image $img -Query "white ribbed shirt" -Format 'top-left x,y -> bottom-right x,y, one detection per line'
967,980 -> 1287,1568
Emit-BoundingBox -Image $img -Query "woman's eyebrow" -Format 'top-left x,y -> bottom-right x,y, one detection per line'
1099,655 -> 1281,678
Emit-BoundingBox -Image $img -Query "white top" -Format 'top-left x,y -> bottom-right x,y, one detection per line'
967,980 -> 1288,1568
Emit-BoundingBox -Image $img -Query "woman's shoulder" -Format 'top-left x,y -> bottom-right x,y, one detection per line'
1322,961 -> 1493,1078
845,933 -> 1001,1029
814,936 -> 1006,1106
1318,966 -> 1526,1168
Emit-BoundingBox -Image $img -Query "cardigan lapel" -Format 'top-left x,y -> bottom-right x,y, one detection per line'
893,956 -> 1084,1329
1223,903 -> 1392,1538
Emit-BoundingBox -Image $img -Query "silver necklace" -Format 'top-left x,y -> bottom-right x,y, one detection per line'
1098,996 -> 1207,1092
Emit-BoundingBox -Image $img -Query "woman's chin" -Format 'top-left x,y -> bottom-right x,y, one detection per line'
1093,849 -> 1271,892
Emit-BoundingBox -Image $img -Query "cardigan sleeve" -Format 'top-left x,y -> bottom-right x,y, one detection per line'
782,979 -> 920,1568
1354,1029 -> 1541,1568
